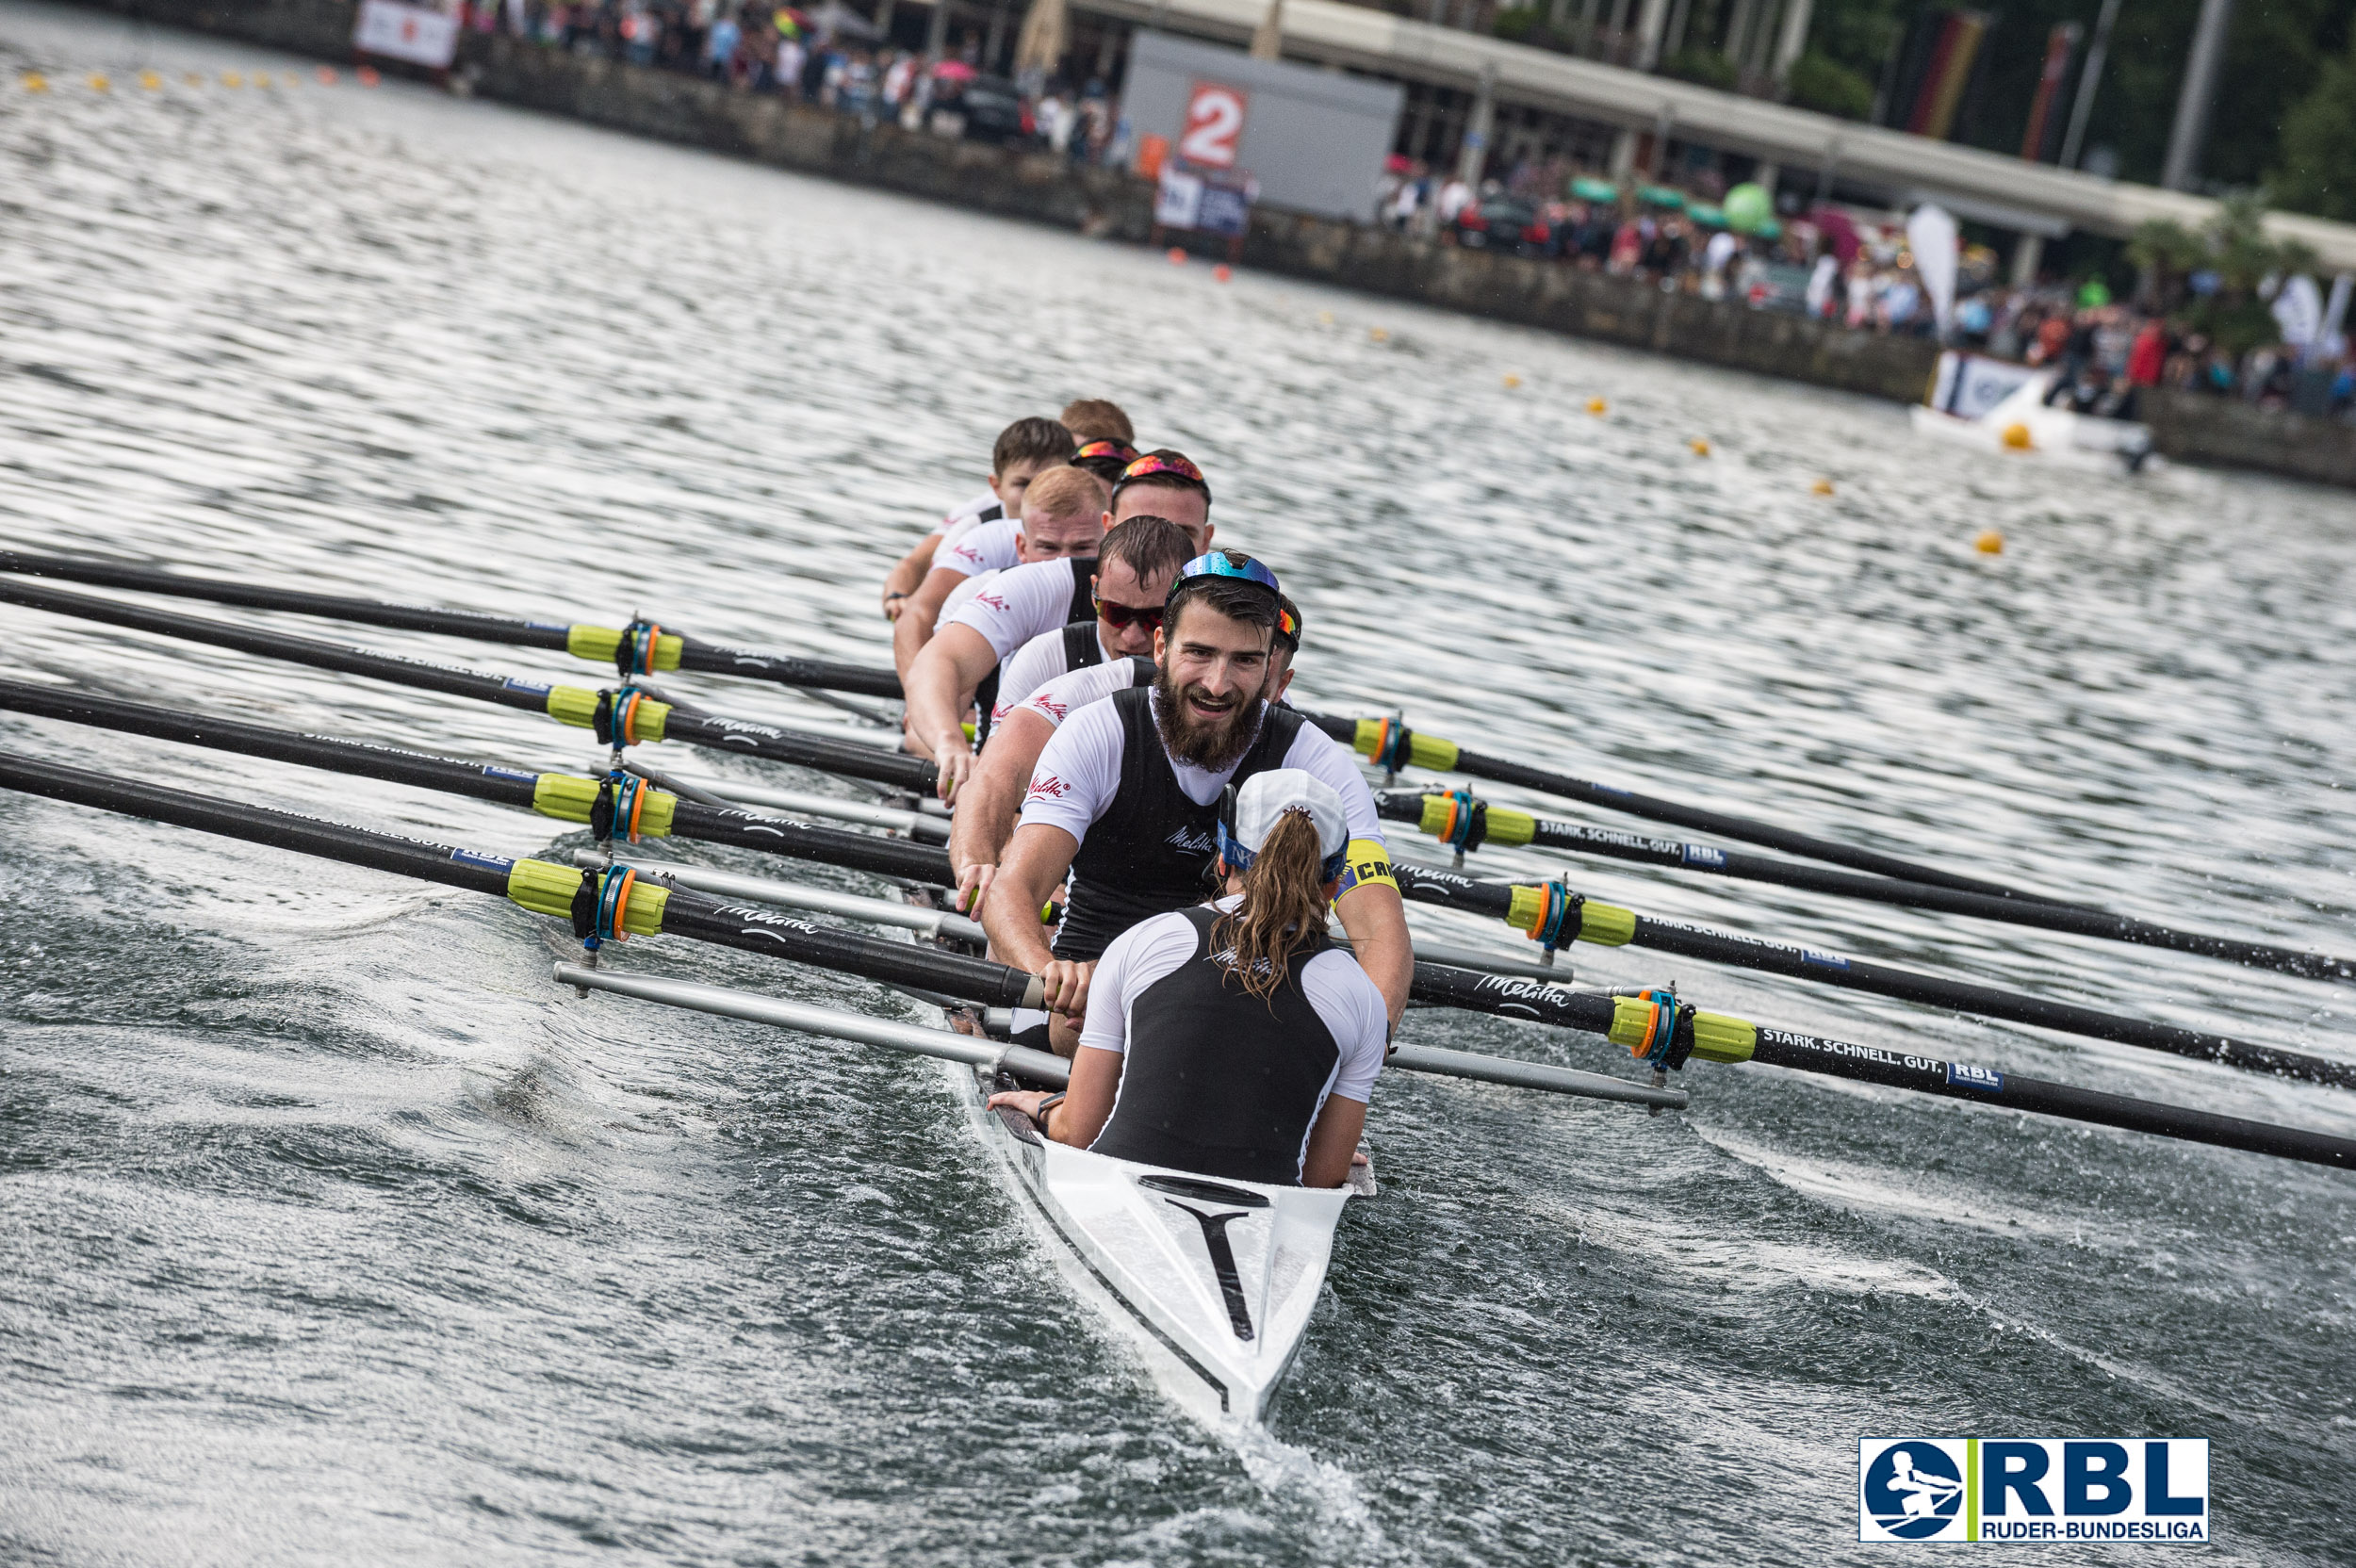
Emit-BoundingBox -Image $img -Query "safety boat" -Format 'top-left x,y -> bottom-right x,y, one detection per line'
1909,351 -> 2156,472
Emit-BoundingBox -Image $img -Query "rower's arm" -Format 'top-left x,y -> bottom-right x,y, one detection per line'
945,707 -> 1052,911
1046,1046 -> 1122,1149
882,531 -> 941,617
980,821 -> 1077,974
1301,1097 -> 1369,1189
902,623 -> 1000,797
1334,881 -> 1413,1028
891,564 -> 967,680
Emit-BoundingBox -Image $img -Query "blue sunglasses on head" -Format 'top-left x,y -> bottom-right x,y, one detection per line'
1170,550 -> 1283,603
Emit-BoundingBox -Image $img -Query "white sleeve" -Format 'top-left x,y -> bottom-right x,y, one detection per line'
946,558 -> 1076,662
930,517 -> 1019,579
1018,657 -> 1141,728
991,629 -> 1071,725
1017,695 -> 1124,842
1300,949 -> 1391,1103
1076,912 -> 1200,1057
1283,724 -> 1387,848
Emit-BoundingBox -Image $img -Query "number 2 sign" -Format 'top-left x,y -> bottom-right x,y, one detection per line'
1179,81 -> 1248,169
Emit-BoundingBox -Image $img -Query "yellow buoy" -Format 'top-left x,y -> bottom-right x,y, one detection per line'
2001,422 -> 2034,450
254,72 -> 272,88
1317,310 -> 1334,325
1586,397 -> 1607,416
139,70 -> 161,90
87,73 -> 109,91
1811,478 -> 1835,496
22,72 -> 48,92
1689,437 -> 1711,456
1370,327 -> 1389,343
221,71 -> 242,88
1975,530 -> 2005,555
1502,373 -> 1521,388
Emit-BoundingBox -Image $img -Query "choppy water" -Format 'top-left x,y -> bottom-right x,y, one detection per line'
3,4 -> 2353,1562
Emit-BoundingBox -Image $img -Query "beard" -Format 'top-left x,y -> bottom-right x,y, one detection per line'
1153,663 -> 1262,772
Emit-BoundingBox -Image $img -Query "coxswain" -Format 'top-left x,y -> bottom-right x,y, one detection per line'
950,592 -> 1300,915
984,769 -> 1386,1188
980,552 -> 1409,1054
904,450 -> 1215,795
879,415 -> 1074,626
892,465 -> 1111,681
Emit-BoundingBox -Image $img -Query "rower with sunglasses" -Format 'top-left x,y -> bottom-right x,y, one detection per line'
904,450 -> 1216,801
980,552 -> 1411,1055
947,589 -> 1302,919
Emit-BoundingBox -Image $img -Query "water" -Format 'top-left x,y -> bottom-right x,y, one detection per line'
2,5 -> 2352,1561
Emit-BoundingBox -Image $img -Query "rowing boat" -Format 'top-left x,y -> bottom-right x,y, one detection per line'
951,1056 -> 1364,1427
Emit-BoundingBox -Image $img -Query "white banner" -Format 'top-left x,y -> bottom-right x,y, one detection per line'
353,0 -> 460,69
1928,352 -> 2038,420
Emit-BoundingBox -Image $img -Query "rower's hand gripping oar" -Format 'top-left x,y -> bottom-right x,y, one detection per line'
2,749 -> 2347,1171
1381,786 -> 2356,985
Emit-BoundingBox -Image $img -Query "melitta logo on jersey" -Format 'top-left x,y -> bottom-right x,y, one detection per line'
1858,1438 -> 2208,1544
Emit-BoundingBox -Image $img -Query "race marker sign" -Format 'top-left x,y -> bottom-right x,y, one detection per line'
1179,81 -> 1247,170
1859,1438 -> 2209,1544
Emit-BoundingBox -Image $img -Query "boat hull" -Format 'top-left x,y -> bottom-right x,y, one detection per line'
950,1064 -> 1353,1428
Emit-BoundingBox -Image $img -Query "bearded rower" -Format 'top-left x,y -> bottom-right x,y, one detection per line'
948,592 -> 1300,914
979,552 -> 1410,1052
905,451 -> 1215,797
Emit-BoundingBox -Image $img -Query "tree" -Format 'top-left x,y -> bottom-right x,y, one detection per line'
1786,51 -> 1877,119
2270,36 -> 2356,220
2126,193 -> 2321,354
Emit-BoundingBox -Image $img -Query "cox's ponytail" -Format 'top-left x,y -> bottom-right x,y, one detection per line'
1211,809 -> 1331,1002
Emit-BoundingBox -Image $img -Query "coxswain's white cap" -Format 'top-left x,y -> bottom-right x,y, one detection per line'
1233,769 -> 1349,862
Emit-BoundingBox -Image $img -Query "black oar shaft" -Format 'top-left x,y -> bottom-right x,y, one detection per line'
0,678 -> 951,887
1381,791 -> 2355,984
0,549 -> 905,698
1306,710 -> 2070,905
0,578 -> 937,793
0,752 -> 1032,1007
1391,863 -> 2356,1089
1,750 -> 2345,1169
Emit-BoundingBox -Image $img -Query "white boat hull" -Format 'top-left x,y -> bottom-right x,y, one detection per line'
948,1063 -> 1354,1427
1911,359 -> 2156,473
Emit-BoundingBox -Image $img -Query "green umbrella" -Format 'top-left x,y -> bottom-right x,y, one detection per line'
1571,177 -> 1620,203
1636,186 -> 1685,209
1686,204 -> 1726,227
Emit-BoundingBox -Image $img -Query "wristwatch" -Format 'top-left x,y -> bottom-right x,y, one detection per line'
1030,1092 -> 1067,1135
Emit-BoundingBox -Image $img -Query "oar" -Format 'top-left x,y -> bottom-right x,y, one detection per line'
1390,862 -> 2356,1089
4,748 -> 2334,1169
0,750 -> 1040,1008
0,679 -> 1562,985
0,678 -> 949,884
0,577 -> 940,793
1380,788 -> 2356,984
1301,710 -> 2080,906
0,548 -> 902,698
549,964 -> 1689,1109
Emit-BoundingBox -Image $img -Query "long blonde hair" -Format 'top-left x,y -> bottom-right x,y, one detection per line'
1210,809 -> 1332,1002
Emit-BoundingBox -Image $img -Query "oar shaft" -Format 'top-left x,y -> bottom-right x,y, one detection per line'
0,549 -> 906,698
0,751 -> 1037,1008
1391,863 -> 2356,1089
1308,710 -> 2071,905
0,577 -> 938,792
1383,790 -> 2356,984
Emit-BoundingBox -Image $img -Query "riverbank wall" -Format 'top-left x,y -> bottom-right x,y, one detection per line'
49,0 -> 2356,483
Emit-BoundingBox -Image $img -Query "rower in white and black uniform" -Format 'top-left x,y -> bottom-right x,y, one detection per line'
949,591 -> 1301,915
893,464 -> 1104,684
904,451 -> 1215,798
981,551 -> 1410,1054
985,769 -> 1386,1188
881,416 -> 1074,634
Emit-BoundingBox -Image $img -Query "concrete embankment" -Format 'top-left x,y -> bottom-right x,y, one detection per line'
53,0 -> 2356,483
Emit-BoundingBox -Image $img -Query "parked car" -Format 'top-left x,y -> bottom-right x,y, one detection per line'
949,74 -> 1035,145
1451,196 -> 1551,256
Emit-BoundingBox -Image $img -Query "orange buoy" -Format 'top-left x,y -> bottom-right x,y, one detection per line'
317,65 -> 338,84
2001,422 -> 2034,450
357,65 -> 382,87
1586,397 -> 1607,416
1975,530 -> 2004,554
87,73 -> 109,91
1811,478 -> 1835,496
1167,247 -> 1187,265
1689,437 -> 1711,456
1369,327 -> 1389,343
1213,263 -> 1233,282
1502,374 -> 1522,388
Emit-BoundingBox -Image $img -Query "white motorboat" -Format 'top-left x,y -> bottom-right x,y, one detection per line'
1910,351 -> 2156,472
